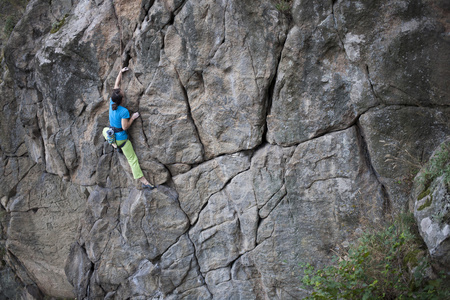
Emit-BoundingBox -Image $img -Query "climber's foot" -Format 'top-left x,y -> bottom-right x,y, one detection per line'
142,183 -> 156,190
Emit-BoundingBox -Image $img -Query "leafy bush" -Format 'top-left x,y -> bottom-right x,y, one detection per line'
301,214 -> 450,299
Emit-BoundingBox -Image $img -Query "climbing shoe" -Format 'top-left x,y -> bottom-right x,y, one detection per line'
142,183 -> 156,190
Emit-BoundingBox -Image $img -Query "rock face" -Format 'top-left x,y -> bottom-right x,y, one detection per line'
0,0 -> 448,299
413,141 -> 450,273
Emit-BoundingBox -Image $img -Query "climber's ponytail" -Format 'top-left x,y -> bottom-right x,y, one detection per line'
111,88 -> 122,111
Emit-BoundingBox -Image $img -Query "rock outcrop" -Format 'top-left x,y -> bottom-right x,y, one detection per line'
413,140 -> 450,273
0,0 -> 448,299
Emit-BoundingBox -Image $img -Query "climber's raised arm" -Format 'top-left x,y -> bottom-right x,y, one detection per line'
114,67 -> 129,89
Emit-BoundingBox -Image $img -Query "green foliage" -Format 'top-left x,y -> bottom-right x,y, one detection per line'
0,0 -> 27,38
301,214 -> 450,299
417,197 -> 432,211
274,0 -> 292,12
3,15 -> 15,37
417,189 -> 431,201
50,14 -> 69,34
417,142 -> 450,187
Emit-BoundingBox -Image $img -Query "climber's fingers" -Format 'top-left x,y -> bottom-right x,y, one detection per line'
132,112 -> 140,120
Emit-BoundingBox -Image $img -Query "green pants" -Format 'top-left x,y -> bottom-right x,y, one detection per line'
102,128 -> 144,179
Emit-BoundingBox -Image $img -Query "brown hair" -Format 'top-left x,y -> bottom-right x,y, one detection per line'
111,88 -> 122,110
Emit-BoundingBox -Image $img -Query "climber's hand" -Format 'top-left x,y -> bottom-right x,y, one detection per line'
121,67 -> 129,73
131,112 -> 140,120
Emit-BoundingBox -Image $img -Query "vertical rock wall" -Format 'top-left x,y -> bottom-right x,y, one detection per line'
0,0 -> 448,298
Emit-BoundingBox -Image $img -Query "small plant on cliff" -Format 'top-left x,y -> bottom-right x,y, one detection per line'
275,0 -> 291,12
3,15 -> 16,37
50,14 -> 69,34
301,213 -> 450,299
417,142 -> 450,188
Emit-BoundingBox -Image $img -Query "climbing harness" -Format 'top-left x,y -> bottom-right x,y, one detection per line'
106,127 -> 128,153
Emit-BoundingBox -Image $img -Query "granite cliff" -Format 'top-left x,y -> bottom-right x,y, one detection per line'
0,0 -> 449,299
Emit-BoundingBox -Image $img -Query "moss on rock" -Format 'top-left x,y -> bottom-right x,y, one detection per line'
50,14 -> 69,34
417,188 -> 431,201
417,196 -> 432,211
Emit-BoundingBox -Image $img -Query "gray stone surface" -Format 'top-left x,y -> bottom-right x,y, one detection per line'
0,0 -> 448,298
413,141 -> 450,273
359,106 -> 450,211
173,152 -> 252,224
246,127 -> 385,299
6,171 -> 87,298
267,2 -> 378,146
165,0 -> 289,158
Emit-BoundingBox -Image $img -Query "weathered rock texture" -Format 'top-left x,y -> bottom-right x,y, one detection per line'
413,140 -> 450,273
0,0 -> 449,298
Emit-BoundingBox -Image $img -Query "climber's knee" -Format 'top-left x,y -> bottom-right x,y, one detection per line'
102,127 -> 110,140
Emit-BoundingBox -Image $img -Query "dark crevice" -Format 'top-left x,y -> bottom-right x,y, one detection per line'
148,255 -> 162,267
330,0 -> 346,52
96,281 -> 108,298
111,0 -> 124,58
159,0 -> 189,32
258,189 -> 287,222
302,118 -> 360,146
139,208 -> 152,252
256,214 -> 264,231
185,233 -> 213,296
165,12 -> 175,29
306,176 -> 350,190
187,162 -> 250,228
355,120 -> 392,216
5,160 -> 38,204
365,64 -> 383,104
140,0 -> 155,23
227,253 -> 243,272
257,220 -> 276,245
7,184 -> 17,199
265,60 -> 278,120
262,17 -> 289,147
122,50 -> 132,68
6,250 -> 44,297
173,0 -> 189,15
187,194 -> 213,228
173,67 -> 206,160
3,143 -> 26,158
80,243 -> 95,299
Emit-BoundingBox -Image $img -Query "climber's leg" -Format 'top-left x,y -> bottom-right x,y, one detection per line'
102,127 -> 117,148
116,139 -> 144,179
102,127 -> 109,139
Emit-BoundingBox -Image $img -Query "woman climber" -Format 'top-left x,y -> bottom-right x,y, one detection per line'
102,67 -> 155,190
